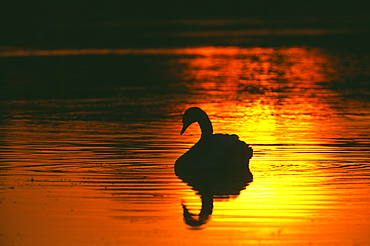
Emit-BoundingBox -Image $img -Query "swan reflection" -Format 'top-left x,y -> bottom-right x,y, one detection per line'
177,167 -> 253,228
175,107 -> 253,228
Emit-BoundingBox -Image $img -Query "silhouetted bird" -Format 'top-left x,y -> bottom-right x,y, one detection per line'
175,107 -> 253,227
175,107 -> 253,171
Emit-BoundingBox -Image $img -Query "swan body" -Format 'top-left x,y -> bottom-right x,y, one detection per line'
175,107 -> 253,171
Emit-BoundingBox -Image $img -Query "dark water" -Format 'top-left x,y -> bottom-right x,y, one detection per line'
1,17 -> 370,246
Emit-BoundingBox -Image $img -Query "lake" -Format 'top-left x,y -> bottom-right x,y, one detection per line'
1,18 -> 370,245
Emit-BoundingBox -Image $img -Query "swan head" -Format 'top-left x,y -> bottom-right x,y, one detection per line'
180,107 -> 211,135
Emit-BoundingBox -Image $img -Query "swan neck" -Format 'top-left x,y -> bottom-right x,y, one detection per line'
198,115 -> 213,139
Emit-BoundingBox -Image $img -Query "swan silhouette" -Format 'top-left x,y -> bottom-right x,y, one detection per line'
174,107 -> 253,228
175,107 -> 253,171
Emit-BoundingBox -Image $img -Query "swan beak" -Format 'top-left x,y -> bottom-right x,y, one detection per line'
180,123 -> 190,135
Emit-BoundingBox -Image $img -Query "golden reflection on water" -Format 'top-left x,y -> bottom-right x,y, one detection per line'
165,46 -> 370,242
175,46 -> 336,94
175,47 -> 342,145
1,46 -> 370,245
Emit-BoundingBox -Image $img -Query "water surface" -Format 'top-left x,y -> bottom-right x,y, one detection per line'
1,44 -> 370,245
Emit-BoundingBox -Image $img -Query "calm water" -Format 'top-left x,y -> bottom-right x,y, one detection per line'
1,25 -> 370,245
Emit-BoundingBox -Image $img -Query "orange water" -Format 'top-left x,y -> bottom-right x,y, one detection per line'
1,46 -> 369,245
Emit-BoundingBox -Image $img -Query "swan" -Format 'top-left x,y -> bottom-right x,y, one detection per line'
175,107 -> 253,171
